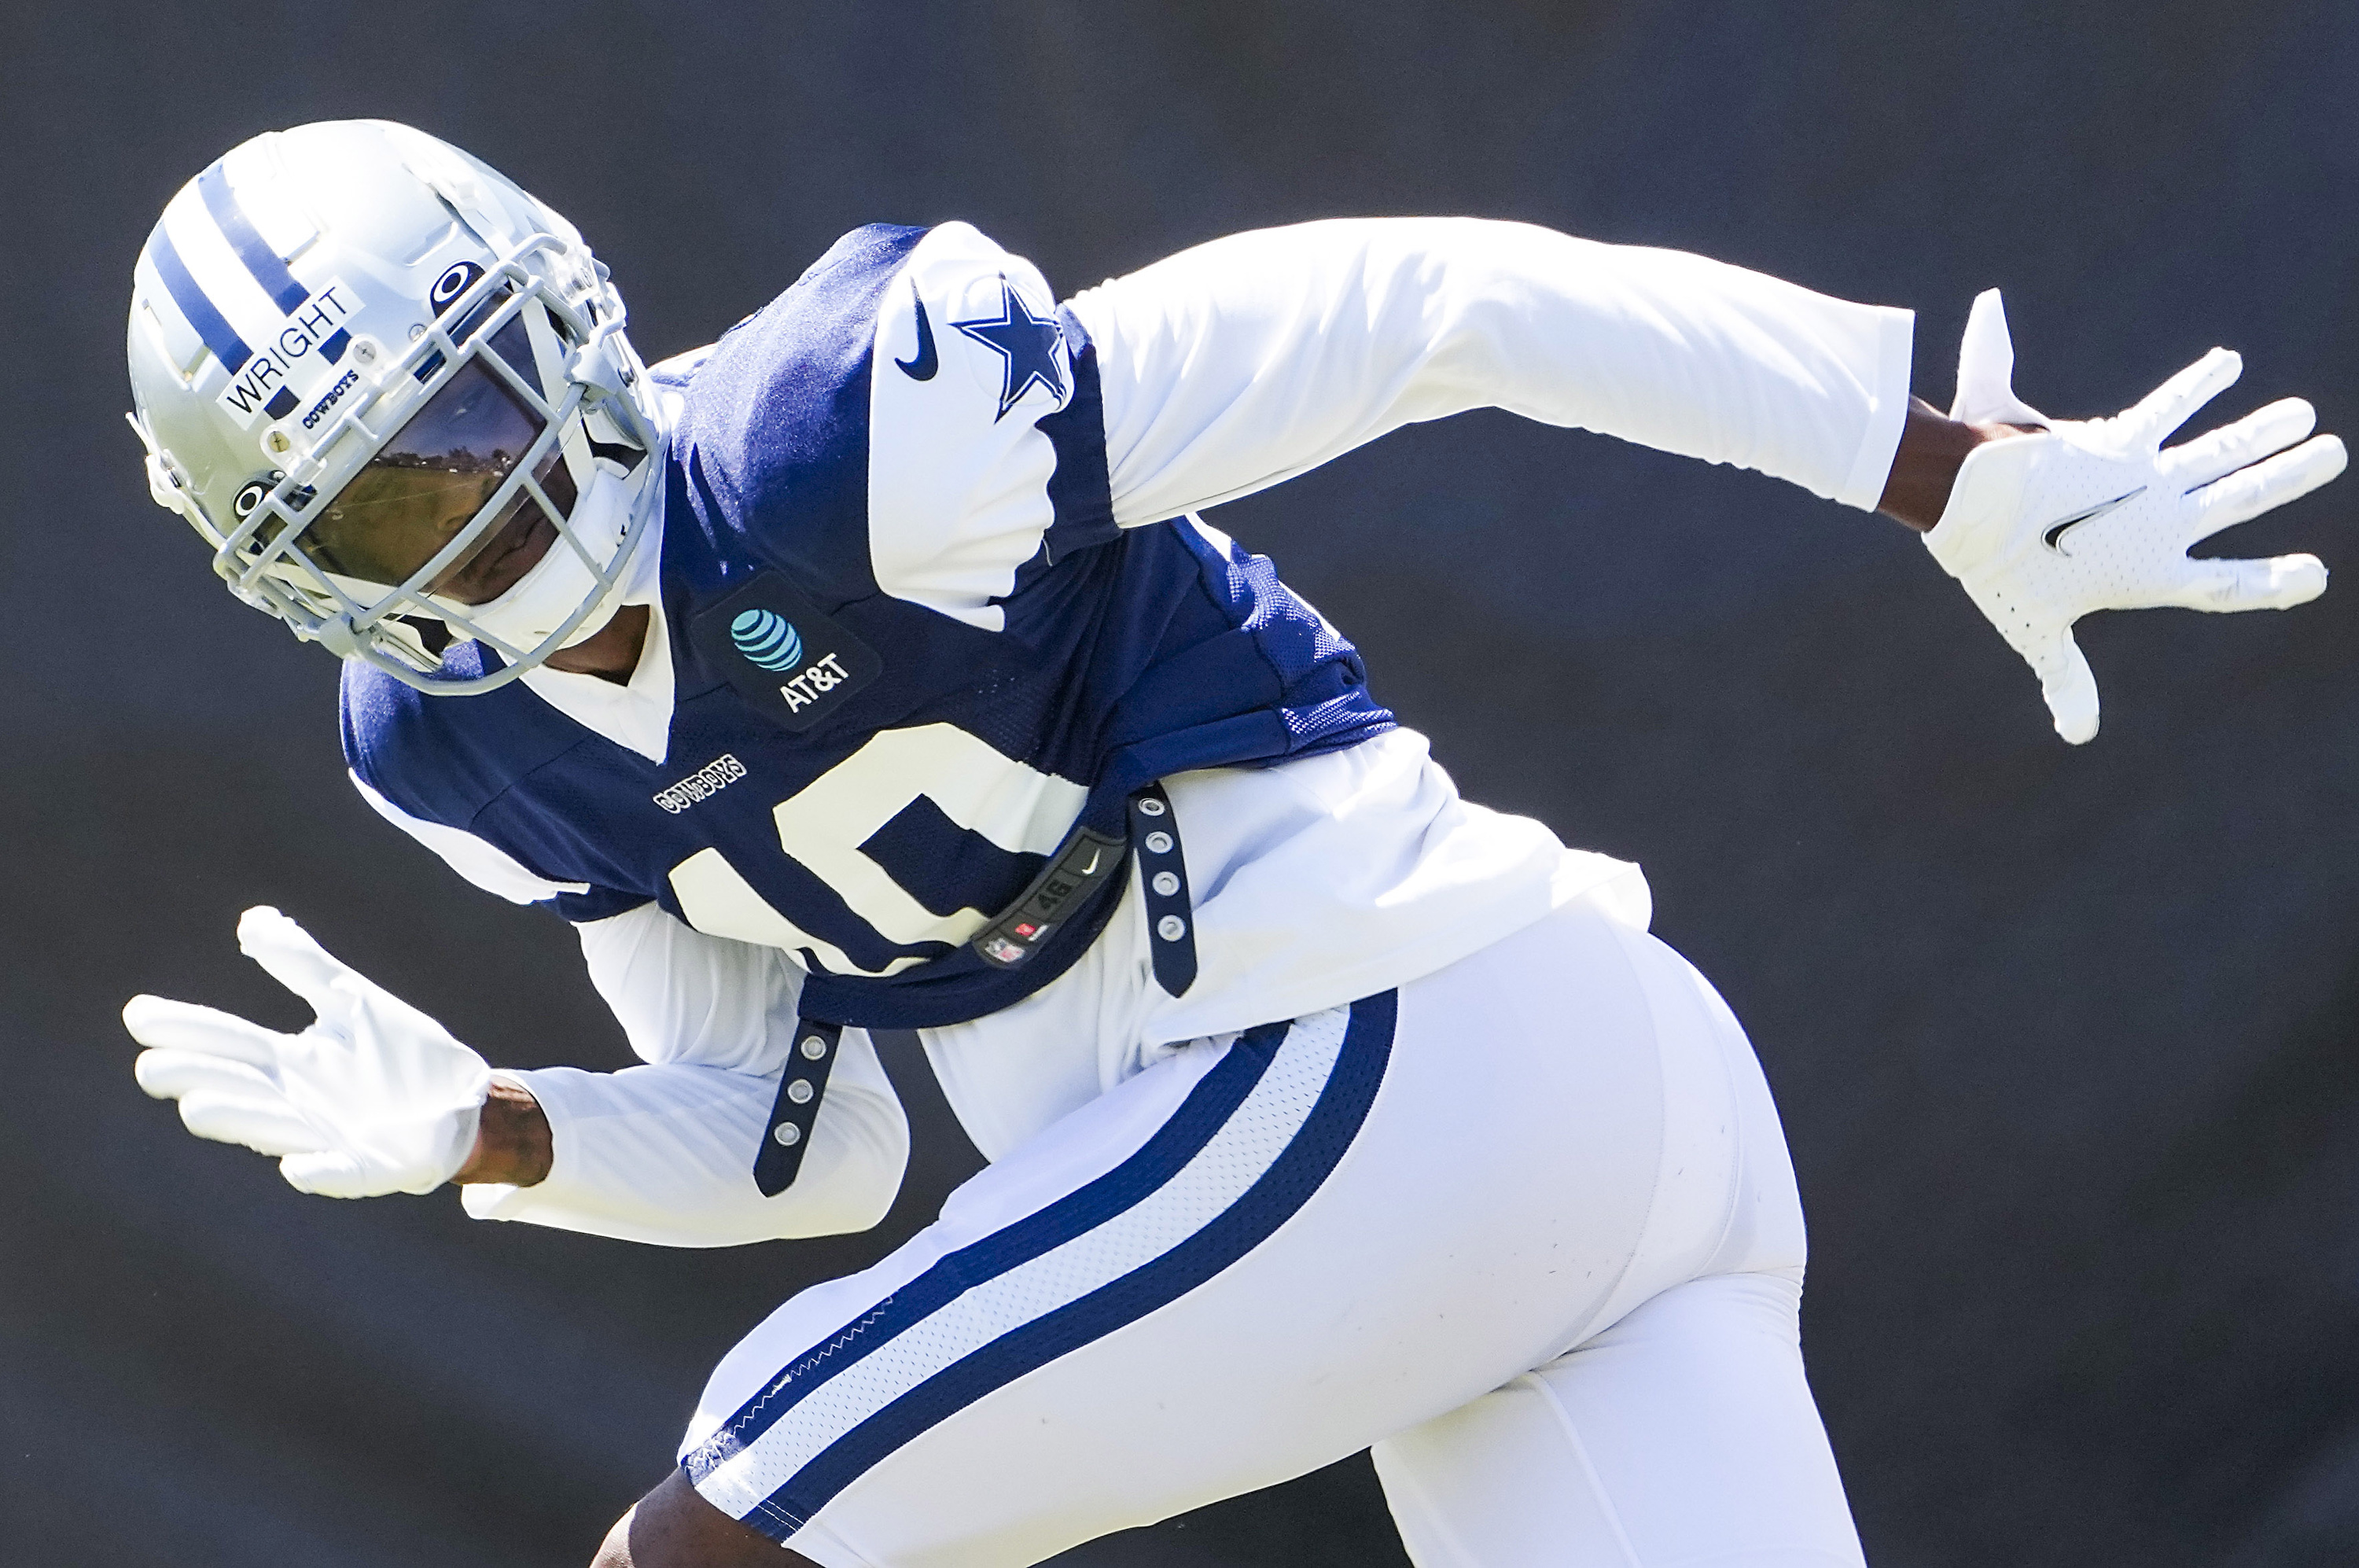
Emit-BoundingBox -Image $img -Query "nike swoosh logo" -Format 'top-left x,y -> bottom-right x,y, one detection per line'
1078,850 -> 1101,875
894,283 -> 937,381
2041,487 -> 2145,554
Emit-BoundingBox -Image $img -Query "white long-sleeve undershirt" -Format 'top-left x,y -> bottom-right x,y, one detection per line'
1076,218 -> 1911,525
459,907 -> 909,1246
435,218 -> 1912,1247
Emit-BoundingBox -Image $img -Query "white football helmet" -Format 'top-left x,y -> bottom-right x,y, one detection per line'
125,120 -> 663,692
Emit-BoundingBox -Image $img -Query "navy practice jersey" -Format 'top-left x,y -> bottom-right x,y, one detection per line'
344,223 -> 1395,1030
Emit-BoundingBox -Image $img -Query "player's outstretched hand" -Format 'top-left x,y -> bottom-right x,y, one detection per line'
1923,290 -> 2345,743
124,907 -> 491,1198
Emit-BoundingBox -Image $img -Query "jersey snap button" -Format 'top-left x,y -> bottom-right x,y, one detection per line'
1157,915 -> 1187,941
1136,797 -> 1166,816
771,1122 -> 803,1147
1152,871 -> 1180,896
800,1036 -> 829,1059
1144,830 -> 1173,855
786,1078 -> 815,1104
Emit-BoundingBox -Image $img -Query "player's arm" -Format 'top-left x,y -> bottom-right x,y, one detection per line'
454,904 -> 910,1247
1070,217 -> 1915,524
455,1077 -> 550,1183
124,902 -> 910,1244
128,766 -> 912,1242
1068,219 -> 2343,740
343,767 -> 908,1242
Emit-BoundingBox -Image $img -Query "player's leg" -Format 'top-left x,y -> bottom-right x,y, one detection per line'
1373,1268 -> 1862,1568
591,1469 -> 811,1566
655,893 -> 1724,1568
1371,922 -> 1866,1567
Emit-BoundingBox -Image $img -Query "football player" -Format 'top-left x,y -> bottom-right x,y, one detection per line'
121,121 -> 2342,1568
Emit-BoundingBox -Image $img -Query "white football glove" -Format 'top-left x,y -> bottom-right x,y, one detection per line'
1925,289 -> 2345,743
126,907 -> 491,1198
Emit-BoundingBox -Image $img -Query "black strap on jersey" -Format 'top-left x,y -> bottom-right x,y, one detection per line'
1128,783 -> 1196,997
756,785 -> 1198,1194
753,1018 -> 842,1196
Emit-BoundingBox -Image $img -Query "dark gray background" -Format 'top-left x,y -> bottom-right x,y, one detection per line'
5,2 -> 2356,1564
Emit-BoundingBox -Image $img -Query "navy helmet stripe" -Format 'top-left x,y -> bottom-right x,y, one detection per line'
197,163 -> 308,313
686,1018 -> 1289,1478
749,990 -> 1398,1536
147,226 -> 251,374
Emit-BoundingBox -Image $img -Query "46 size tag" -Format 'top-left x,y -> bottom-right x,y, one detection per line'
689,572 -> 882,733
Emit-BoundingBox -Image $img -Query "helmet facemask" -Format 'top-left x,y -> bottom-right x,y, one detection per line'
212,234 -> 657,690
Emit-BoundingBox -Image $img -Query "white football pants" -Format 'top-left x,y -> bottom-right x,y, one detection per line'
680,894 -> 1865,1568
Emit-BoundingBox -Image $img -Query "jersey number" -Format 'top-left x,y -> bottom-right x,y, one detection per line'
664,723 -> 1087,977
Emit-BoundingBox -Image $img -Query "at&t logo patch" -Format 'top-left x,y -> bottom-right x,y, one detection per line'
690,573 -> 882,734
728,607 -> 854,714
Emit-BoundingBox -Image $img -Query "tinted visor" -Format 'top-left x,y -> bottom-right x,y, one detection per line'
302,333 -> 575,595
